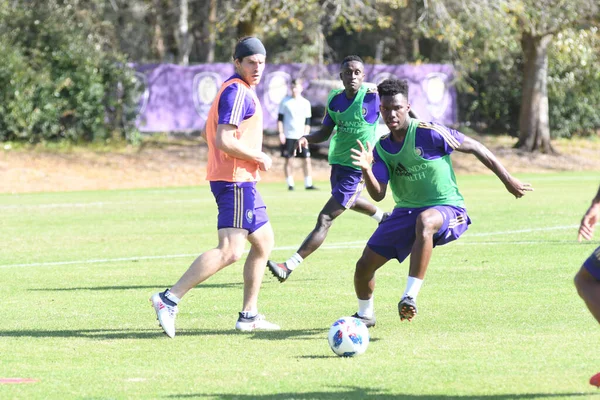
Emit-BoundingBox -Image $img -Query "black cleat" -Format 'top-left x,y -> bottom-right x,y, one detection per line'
288,186 -> 295,191
305,186 -> 318,190
351,312 -> 376,328
267,260 -> 292,283
398,296 -> 417,322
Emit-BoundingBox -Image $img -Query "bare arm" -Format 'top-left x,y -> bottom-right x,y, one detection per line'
277,120 -> 285,145
295,124 -> 335,153
304,124 -> 334,144
304,119 -> 311,136
578,184 -> 600,242
350,140 -> 387,202
216,124 -> 272,171
455,136 -> 533,198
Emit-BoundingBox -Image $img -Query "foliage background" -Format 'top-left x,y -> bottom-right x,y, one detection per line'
0,0 -> 598,143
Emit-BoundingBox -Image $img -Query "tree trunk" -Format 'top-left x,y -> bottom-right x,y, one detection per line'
152,0 -> 166,61
206,0 -> 217,62
178,0 -> 191,65
516,32 -> 555,153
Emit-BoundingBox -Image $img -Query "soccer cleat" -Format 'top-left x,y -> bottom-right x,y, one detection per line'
398,296 -> 417,322
150,292 -> 178,338
305,186 -> 318,190
379,211 -> 392,224
235,313 -> 281,332
590,372 -> 600,387
267,260 -> 292,283
351,312 -> 376,328
288,186 -> 295,191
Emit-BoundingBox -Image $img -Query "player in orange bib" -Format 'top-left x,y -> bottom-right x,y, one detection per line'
150,37 -> 280,337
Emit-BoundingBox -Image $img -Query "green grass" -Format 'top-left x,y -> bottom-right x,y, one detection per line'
1,172 -> 600,399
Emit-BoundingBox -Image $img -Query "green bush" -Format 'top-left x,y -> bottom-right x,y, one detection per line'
0,0 -> 137,143
458,27 -> 600,138
457,58 -> 523,135
548,27 -> 600,138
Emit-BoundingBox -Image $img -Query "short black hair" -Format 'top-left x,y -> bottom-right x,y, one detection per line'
377,78 -> 409,99
291,78 -> 303,86
341,55 -> 364,67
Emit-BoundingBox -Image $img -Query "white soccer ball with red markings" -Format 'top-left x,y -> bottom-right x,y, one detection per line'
327,316 -> 370,357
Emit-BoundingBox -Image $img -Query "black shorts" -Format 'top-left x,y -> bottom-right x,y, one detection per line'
281,138 -> 311,159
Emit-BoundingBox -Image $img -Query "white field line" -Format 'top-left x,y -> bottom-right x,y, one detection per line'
0,198 -> 214,211
0,224 -> 581,269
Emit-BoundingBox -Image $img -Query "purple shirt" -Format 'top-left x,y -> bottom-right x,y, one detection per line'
218,74 -> 256,126
372,121 -> 465,183
322,91 -> 380,126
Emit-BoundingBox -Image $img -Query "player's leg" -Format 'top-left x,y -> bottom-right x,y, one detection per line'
150,181 -> 254,337
236,220 -> 280,331
268,164 -> 356,282
574,248 -> 600,387
574,247 -> 600,324
400,205 -> 470,322
171,228 -> 247,299
353,246 -> 389,327
267,196 -> 347,282
399,208 -> 444,322
151,227 -> 247,337
283,139 -> 295,190
333,165 -> 385,222
299,145 -> 315,190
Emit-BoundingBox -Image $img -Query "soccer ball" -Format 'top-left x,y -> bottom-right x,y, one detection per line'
327,317 -> 370,357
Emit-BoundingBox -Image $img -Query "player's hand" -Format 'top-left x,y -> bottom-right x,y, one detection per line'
294,136 -> 309,156
350,139 -> 373,170
578,203 -> 600,242
504,176 -> 534,198
257,152 -> 272,171
279,132 -> 286,146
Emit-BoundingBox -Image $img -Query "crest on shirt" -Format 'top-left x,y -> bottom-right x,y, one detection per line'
415,147 -> 423,157
246,209 -> 254,223
362,107 -> 367,116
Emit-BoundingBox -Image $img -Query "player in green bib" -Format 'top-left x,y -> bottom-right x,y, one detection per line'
267,55 -> 390,282
349,78 -> 533,326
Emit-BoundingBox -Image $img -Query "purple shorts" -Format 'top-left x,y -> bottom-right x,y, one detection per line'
583,246 -> 600,280
210,181 -> 269,234
329,164 -> 365,208
367,205 -> 471,262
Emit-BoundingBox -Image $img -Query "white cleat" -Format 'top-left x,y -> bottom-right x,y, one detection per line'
235,313 -> 280,332
150,293 -> 178,338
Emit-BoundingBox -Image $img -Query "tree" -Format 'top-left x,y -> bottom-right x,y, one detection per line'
418,0 -> 598,152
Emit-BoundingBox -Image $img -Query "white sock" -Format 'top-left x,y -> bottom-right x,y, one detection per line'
371,209 -> 384,222
357,297 -> 374,318
285,253 -> 303,271
164,290 -> 180,305
304,176 -> 313,188
403,276 -> 423,299
240,309 -> 258,319
286,176 -> 295,188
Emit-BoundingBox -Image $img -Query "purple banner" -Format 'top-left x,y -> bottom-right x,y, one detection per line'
133,63 -> 457,132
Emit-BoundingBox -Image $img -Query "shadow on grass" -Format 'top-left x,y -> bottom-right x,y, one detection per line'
27,283 -> 243,291
26,278 -> 319,292
0,328 -> 327,340
165,387 -> 597,399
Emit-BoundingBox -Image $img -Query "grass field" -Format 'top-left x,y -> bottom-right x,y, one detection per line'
1,172 -> 600,399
